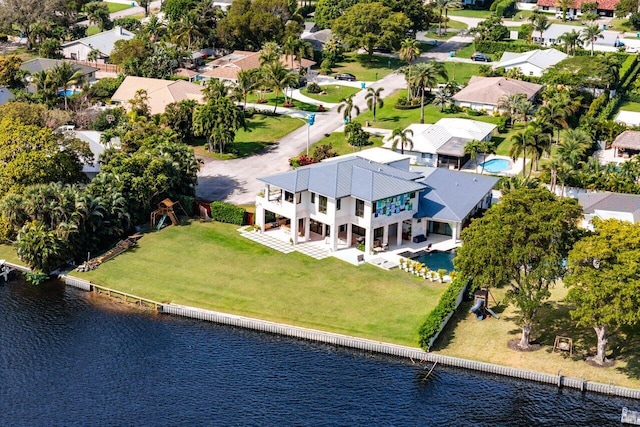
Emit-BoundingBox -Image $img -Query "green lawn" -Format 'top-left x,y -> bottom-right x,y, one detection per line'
189,113 -> 304,159
301,85 -> 360,103
105,2 -> 132,13
329,53 -> 403,81
87,26 -> 100,36
303,132 -> 384,157
609,17 -> 632,32
455,43 -> 477,59
247,92 -> 318,112
442,62 -> 484,84
354,91 -> 500,130
424,20 -> 469,40
433,283 -> 640,388
619,100 -> 640,112
74,221 -> 448,346
448,8 -> 493,18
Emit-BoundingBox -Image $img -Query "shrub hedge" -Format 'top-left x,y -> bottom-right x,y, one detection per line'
418,278 -> 469,350
494,0 -> 517,18
473,40 -> 538,55
586,93 -> 608,118
210,201 -> 246,225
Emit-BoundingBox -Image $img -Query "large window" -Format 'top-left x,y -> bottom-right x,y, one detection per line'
355,199 -> 364,217
284,191 -> 294,203
336,198 -> 342,211
319,195 -> 327,214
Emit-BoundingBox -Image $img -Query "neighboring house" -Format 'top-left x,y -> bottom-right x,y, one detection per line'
577,191 -> 640,230
111,76 -> 205,115
61,26 -> 135,62
611,130 -> 640,159
452,76 -> 542,112
532,24 -> 621,50
493,48 -> 568,77
302,29 -> 332,51
72,130 -> 120,179
174,68 -> 201,82
255,150 -> 497,254
615,111 -> 640,127
0,86 -> 14,106
383,118 -> 496,170
536,0 -> 619,17
201,50 -> 316,83
20,58 -> 99,93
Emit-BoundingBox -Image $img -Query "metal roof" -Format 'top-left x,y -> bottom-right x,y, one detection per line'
495,49 -> 567,71
578,192 -> 640,218
61,26 -> 135,56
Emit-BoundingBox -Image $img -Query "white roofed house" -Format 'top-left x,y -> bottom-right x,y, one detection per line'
61,26 -> 135,62
384,118 -> 496,170
493,49 -> 568,77
577,192 -> 640,230
255,149 -> 498,256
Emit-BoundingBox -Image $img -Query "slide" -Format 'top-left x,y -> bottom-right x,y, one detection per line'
469,299 -> 483,314
157,214 -> 167,230
485,307 -> 500,319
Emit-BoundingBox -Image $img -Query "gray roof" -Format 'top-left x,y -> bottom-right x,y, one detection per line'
415,168 -> 498,222
62,26 -> 135,56
495,49 -> 567,71
258,157 -> 425,202
20,58 -> 99,75
578,192 -> 640,218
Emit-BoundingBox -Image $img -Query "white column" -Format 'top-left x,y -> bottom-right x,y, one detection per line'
396,221 -> 402,246
365,226 -> 373,255
256,204 -> 265,232
383,224 -> 389,245
347,223 -> 353,247
331,228 -> 338,252
305,218 -> 311,242
292,217 -> 298,244
452,222 -> 459,241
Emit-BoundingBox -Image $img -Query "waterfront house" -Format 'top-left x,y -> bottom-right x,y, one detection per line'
111,76 -> 205,115
255,150 -> 497,254
452,77 -> 542,113
383,118 -> 496,170
577,191 -> 640,230
61,26 -> 135,62
493,49 -> 567,77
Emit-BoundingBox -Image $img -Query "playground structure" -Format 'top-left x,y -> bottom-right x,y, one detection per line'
76,234 -> 143,271
469,287 -> 500,321
199,204 -> 212,222
553,336 -> 574,356
150,198 -> 188,230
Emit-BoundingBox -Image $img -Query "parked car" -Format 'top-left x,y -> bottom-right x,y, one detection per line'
336,73 -> 356,81
471,53 -> 491,62
555,12 -> 575,20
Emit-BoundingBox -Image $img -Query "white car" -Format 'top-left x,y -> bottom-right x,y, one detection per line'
555,12 -> 575,20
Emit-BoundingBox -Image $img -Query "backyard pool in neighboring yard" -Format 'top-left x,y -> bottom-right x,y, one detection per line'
480,158 -> 510,173
408,250 -> 456,272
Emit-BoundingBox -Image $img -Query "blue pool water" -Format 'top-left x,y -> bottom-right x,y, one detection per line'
58,89 -> 80,97
480,158 -> 511,173
412,250 -> 456,272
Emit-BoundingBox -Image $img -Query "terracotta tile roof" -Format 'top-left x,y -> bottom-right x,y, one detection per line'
452,77 -> 542,106
536,0 -> 620,11
174,68 -> 199,78
612,130 -> 640,151
201,66 -> 240,81
111,76 -> 204,115
209,50 -> 316,74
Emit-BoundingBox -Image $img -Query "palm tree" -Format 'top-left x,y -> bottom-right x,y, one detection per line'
433,91 -> 452,112
171,12 -> 205,50
582,24 -> 603,56
144,15 -> 166,43
295,41 -> 313,74
398,38 -> 420,65
87,48 -> 101,64
499,175 -> 542,195
497,93 -> 526,127
556,0 -> 573,21
50,62 -> 84,110
558,128 -> 592,167
443,0 -> 463,34
262,61 -> 298,112
536,101 -> 571,144
192,97 -> 246,154
435,0 -> 448,36
527,121 -> 553,171
259,42 -> 282,65
283,35 -> 298,70
532,14 -> 551,44
547,156 -> 572,196
509,127 -> 536,176
365,87 -> 384,122
129,89 -> 150,117
478,140 -> 496,174
391,127 -> 413,154
203,78 -> 228,101
410,62 -> 448,124
338,94 -> 360,121
558,30 -> 583,55
463,140 -> 483,170
234,69 -> 256,110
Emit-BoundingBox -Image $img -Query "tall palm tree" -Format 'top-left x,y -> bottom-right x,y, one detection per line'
50,62 -> 84,110
509,127 -> 536,176
443,0 -> 463,34
497,93 -> 526,127
536,101 -> 571,144
478,140 -> 496,174
391,127 -> 413,154
283,35 -> 298,70
262,61 -> 297,112
558,29 -> 583,55
338,94 -> 360,121
558,128 -> 592,167
463,140 -> 482,169
499,175 -> 542,195
144,15 -> 167,43
532,14 -> 551,44
410,62 -> 448,124
259,42 -> 282,65
434,0 -> 448,36
234,69 -> 256,110
203,78 -> 228,101
171,12 -> 205,50
398,38 -> 420,65
295,41 -> 313,74
433,91 -> 452,112
365,87 -> 384,122
582,24 -> 603,56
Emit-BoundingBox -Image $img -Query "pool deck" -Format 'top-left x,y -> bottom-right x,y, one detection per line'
461,154 -> 527,177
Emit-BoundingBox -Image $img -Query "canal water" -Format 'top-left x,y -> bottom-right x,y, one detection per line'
0,278 -> 636,426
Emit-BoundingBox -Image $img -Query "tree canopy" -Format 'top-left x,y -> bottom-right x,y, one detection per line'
543,56 -> 619,89
455,187 -> 582,349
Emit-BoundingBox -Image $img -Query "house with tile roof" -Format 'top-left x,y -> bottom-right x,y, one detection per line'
577,192 -> 640,230
255,150 -> 497,254
537,0 -> 620,17
201,50 -> 316,83
61,26 -> 135,62
111,76 -> 205,115
20,58 -> 99,90
493,49 -> 568,77
383,118 -> 496,170
452,76 -> 542,112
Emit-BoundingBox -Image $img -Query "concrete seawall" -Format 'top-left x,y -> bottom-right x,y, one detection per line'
61,274 -> 640,400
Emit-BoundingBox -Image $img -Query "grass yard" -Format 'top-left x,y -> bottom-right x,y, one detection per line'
246,93 -> 318,112
609,17 -> 632,31
354,91 -> 500,130
424,20 -> 469,40
0,245 -> 22,265
619,100 -> 640,112
433,284 -> 640,388
454,43 -> 477,59
330,53 -> 403,81
301,85 -> 360,104
74,221 -> 448,346
87,26 -> 100,36
448,9 -> 493,18
189,113 -> 304,159
302,132 -> 384,157
442,62 -> 484,84
105,2 -> 132,13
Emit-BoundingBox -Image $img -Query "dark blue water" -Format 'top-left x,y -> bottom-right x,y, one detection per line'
0,278 -> 635,426
413,250 -> 456,272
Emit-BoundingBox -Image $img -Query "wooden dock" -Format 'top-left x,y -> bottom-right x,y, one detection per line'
622,407 -> 640,425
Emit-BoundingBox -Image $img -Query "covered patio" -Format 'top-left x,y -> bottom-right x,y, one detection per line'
612,130 -> 640,159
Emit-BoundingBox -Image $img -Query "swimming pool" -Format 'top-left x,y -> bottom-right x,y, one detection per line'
480,158 -> 511,173
411,250 -> 456,272
57,89 -> 80,97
